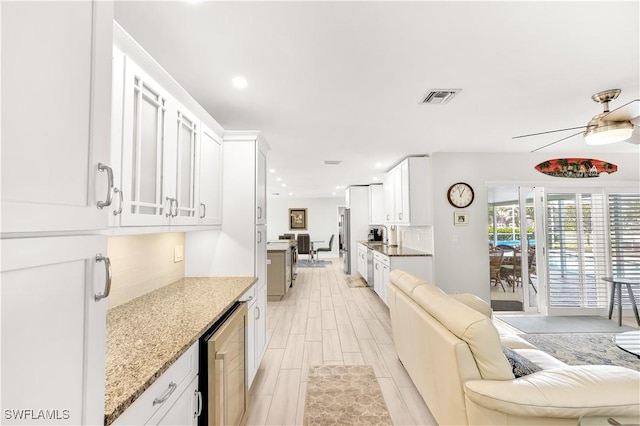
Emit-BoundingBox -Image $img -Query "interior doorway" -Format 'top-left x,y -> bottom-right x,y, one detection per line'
487,187 -> 539,313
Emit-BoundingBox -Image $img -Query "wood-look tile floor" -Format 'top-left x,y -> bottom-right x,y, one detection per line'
246,258 -> 438,426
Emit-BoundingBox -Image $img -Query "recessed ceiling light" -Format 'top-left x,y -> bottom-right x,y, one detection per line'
289,192 -> 293,196
375,162 -> 383,168
276,177 -> 282,182
281,183 -> 286,188
332,192 -> 336,196
336,185 -> 342,189
372,176 -> 378,181
232,76 -> 248,89
269,168 -> 276,173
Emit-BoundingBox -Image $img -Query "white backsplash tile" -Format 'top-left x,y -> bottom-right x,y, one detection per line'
107,233 -> 185,309
399,226 -> 433,253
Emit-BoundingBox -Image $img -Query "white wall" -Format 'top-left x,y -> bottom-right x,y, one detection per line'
430,151 -> 640,301
267,196 -> 343,256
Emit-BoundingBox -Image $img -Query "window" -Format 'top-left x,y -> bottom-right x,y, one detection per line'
609,193 -> 640,280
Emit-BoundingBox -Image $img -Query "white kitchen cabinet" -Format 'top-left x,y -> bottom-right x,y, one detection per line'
357,243 -> 368,281
116,57 -> 202,227
113,342 -> 199,426
171,103 -> 200,225
118,57 -> 172,226
1,235 -> 109,425
384,157 -> 432,226
150,376 -> 200,426
256,148 -> 267,224
373,253 -> 391,305
369,184 -> 385,225
383,171 -> 395,223
1,1 -> 113,234
198,126 -> 223,225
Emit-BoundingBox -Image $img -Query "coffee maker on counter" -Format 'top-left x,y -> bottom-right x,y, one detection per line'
368,226 -> 383,242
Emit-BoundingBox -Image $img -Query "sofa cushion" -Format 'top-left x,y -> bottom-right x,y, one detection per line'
502,346 -> 542,377
410,285 -> 515,381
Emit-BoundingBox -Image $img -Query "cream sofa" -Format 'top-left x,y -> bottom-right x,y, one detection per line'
386,270 -> 640,426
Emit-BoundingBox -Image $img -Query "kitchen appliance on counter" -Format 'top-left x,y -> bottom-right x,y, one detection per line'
199,302 -> 248,426
368,226 -> 383,242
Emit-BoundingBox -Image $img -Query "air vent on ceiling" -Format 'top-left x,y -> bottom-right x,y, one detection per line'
421,89 -> 461,105
324,160 -> 342,165
272,192 -> 280,196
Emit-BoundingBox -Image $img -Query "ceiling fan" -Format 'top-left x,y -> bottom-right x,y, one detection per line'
513,89 -> 640,152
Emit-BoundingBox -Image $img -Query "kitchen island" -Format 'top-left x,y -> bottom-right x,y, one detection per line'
105,276 -> 257,425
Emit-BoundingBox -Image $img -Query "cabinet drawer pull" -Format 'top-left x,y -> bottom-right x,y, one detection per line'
165,197 -> 173,217
386,214 -> 390,220
173,199 -> 179,218
113,188 -> 123,216
200,203 -> 206,219
94,254 -> 112,301
257,206 -> 262,219
398,213 -> 403,220
194,389 -> 202,418
97,163 -> 114,209
153,381 -> 177,406
255,306 -> 260,320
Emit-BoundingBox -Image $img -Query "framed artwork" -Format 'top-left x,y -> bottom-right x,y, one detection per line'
289,208 -> 307,230
454,211 -> 469,226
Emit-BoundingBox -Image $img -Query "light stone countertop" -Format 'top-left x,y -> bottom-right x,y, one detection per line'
358,241 -> 432,257
104,276 -> 257,425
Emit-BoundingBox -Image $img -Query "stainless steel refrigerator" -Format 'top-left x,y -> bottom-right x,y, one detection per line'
341,209 -> 351,274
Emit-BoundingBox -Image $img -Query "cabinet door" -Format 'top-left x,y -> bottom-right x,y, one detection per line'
256,226 -> 267,289
255,286 -> 268,364
398,161 -> 410,224
383,171 -> 395,224
381,265 -> 391,305
1,235 -> 108,425
246,300 -> 257,387
151,376 -> 200,426
256,148 -> 267,224
198,126 -> 223,225
1,1 -> 113,234
171,105 -> 200,225
120,58 -> 171,226
373,260 -> 382,296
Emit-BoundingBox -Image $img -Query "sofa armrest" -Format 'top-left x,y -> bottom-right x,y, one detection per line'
450,293 -> 492,317
464,365 -> 640,418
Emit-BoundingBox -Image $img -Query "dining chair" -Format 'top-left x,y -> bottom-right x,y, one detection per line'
297,234 -> 311,260
489,249 -> 505,291
314,234 -> 334,260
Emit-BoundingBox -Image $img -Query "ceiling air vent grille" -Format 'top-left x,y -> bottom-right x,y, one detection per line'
324,160 -> 342,165
421,89 -> 461,105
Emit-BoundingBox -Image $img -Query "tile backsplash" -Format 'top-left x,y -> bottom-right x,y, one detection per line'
107,233 -> 185,309
399,226 -> 433,253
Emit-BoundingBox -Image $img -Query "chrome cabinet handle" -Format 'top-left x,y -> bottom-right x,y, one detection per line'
165,197 -> 173,217
375,263 -> 380,270
152,381 -> 177,406
257,231 -> 262,244
113,188 -> 123,216
245,295 -> 253,302
194,390 -> 202,418
257,206 -> 262,219
399,213 -> 403,220
94,254 -> 112,301
200,203 -> 206,219
97,163 -> 114,209
255,306 -> 260,320
386,214 -> 390,220
173,199 -> 179,218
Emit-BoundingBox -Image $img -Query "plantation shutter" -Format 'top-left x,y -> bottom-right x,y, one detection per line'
546,192 -> 608,308
608,193 -> 640,284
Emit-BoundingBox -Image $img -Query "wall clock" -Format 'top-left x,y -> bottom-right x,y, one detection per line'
447,182 -> 474,208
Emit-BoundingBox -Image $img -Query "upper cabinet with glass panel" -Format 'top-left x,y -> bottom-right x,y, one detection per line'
109,24 -> 225,230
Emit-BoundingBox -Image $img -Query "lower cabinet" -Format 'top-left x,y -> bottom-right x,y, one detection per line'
149,375 -> 200,426
0,235 -> 108,426
244,284 -> 267,388
373,252 -> 431,306
267,248 -> 291,300
357,243 -> 368,281
113,342 -> 200,425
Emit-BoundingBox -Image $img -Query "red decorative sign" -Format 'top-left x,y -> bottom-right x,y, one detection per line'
535,158 -> 618,178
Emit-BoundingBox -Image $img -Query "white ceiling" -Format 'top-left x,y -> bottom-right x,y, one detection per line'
114,1 -> 640,198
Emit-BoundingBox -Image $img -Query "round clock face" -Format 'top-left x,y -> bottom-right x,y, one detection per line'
447,182 -> 474,208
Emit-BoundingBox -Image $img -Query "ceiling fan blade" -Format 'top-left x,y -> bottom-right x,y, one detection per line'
603,99 -> 640,122
625,126 -> 640,145
513,125 -> 593,139
530,131 -> 584,153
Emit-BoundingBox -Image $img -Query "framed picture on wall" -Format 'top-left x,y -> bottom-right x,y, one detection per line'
454,211 -> 469,226
289,208 -> 307,230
